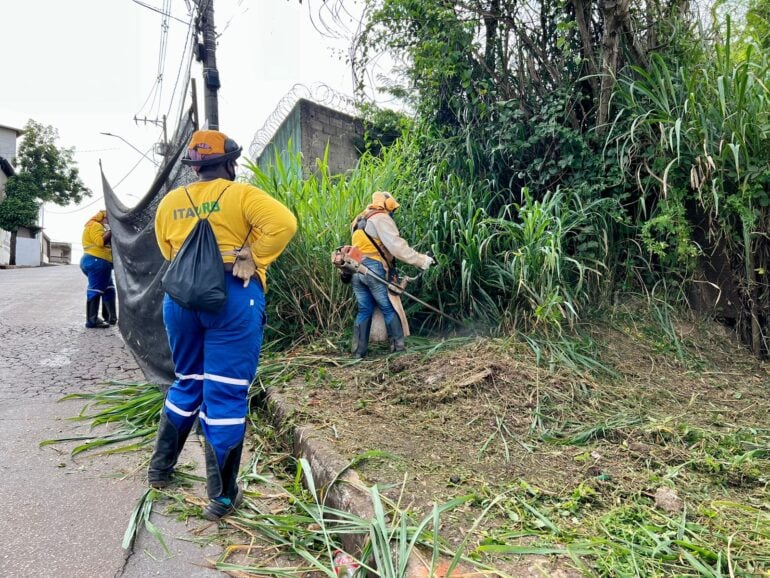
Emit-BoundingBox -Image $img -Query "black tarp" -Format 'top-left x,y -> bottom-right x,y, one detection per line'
102,112 -> 197,385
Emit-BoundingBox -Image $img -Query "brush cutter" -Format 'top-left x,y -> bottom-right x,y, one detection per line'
332,246 -> 463,325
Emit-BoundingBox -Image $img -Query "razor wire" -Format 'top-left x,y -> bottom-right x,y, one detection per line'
247,83 -> 359,161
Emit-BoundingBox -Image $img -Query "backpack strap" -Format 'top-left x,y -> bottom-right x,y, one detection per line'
182,184 -> 254,258
183,184 -> 232,220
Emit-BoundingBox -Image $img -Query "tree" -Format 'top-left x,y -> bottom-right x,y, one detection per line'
0,120 -> 90,264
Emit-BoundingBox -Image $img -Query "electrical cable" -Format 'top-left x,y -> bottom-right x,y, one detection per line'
166,14 -> 195,121
129,0 -> 190,25
46,144 -> 154,215
152,0 -> 171,119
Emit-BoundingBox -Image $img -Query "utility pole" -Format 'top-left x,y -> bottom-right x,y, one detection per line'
195,0 -> 220,129
190,78 -> 200,130
133,115 -> 169,161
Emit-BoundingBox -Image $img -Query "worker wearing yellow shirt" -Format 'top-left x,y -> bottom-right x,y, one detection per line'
349,191 -> 433,357
148,130 -> 297,520
79,210 -> 117,328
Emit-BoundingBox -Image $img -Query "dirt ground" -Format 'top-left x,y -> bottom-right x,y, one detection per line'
267,307 -> 770,576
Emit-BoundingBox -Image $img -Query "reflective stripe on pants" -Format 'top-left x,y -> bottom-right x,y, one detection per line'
162,275 -> 266,467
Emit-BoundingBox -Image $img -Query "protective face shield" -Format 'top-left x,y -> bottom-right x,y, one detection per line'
181,130 -> 242,168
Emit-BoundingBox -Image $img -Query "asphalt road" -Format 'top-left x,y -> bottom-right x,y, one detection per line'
0,265 -> 220,578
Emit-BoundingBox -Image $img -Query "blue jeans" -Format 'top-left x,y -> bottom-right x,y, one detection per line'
79,254 -> 116,301
162,275 -> 266,467
352,258 -> 397,325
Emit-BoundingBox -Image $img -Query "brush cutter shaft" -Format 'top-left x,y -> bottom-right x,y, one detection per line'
342,256 -> 462,325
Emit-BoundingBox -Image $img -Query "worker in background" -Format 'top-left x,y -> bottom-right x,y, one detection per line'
350,191 -> 433,357
79,210 -> 117,328
148,130 -> 296,520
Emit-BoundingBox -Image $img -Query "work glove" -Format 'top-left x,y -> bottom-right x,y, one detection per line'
420,254 -> 434,271
232,245 -> 256,288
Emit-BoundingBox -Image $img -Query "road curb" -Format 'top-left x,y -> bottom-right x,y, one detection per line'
265,387 -> 374,557
264,387 -> 487,578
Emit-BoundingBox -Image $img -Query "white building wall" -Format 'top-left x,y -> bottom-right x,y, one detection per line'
0,124 -> 20,266
16,237 -> 41,267
0,170 -> 9,265
0,127 -> 18,160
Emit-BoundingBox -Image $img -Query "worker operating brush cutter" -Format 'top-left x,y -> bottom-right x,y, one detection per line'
333,191 -> 459,358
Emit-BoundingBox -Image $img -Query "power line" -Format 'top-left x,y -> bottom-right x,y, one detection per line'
46,195 -> 105,215
129,0 -> 190,25
166,12 -> 196,122
45,145 -> 153,215
153,0 -> 172,119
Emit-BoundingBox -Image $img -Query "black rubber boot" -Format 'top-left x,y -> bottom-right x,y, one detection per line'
202,439 -> 244,520
102,298 -> 118,325
386,317 -> 406,353
86,297 -> 109,329
351,318 -> 372,358
147,410 -> 193,489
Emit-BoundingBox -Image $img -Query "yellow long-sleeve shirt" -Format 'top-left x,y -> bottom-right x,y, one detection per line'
82,221 -> 112,262
154,179 -> 297,291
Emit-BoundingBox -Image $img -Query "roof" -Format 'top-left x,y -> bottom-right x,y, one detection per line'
0,124 -> 24,135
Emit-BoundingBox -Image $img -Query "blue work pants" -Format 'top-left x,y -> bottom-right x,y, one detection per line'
161,275 -> 265,468
80,254 -> 116,301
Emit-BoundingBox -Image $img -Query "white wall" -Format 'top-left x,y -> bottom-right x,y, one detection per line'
0,125 -> 19,266
15,236 -> 41,267
0,169 -> 8,265
0,127 -> 18,160
0,230 -> 10,265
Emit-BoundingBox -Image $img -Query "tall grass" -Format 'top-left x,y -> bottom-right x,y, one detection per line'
609,16 -> 770,352
247,135 -> 616,343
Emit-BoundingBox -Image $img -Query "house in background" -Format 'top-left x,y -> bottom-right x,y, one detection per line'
49,241 -> 72,264
0,123 -> 24,266
0,123 -> 62,267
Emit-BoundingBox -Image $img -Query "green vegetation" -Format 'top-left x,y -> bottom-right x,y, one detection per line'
43,1 -> 770,575
0,120 -> 89,228
48,309 -> 770,575
244,2 -> 770,354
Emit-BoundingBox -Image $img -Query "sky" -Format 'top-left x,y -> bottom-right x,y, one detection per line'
0,0 -> 364,259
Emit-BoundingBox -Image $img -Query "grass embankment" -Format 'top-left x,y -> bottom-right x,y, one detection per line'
46,304 -> 770,576
262,304 -> 770,577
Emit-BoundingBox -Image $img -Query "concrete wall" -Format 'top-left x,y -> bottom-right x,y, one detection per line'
15,236 -> 40,267
0,125 -> 19,266
255,99 -> 364,179
0,127 -> 18,161
256,105 -> 302,176
298,99 -> 363,177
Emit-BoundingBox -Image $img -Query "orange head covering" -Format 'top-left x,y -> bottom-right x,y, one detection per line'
367,191 -> 400,212
87,210 -> 107,224
181,130 -> 242,168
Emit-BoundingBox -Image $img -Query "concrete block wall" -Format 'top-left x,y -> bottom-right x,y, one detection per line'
255,99 -> 364,180
298,99 -> 363,177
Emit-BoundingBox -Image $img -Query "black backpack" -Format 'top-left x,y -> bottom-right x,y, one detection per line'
161,185 -> 231,312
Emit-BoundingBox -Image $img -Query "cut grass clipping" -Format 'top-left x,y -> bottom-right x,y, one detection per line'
39,381 -> 163,456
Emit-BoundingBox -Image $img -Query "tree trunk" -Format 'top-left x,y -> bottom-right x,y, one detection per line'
9,230 -> 16,266
597,0 -> 629,134
484,0 -> 500,73
571,0 -> 599,95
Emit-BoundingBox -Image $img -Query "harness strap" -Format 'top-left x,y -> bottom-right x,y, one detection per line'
356,210 -> 394,270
